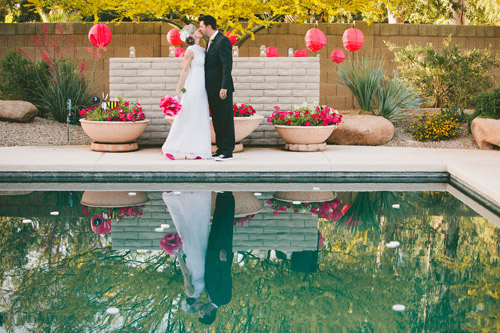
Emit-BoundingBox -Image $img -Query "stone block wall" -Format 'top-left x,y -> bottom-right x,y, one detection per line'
111,191 -> 319,252
109,57 -> 320,145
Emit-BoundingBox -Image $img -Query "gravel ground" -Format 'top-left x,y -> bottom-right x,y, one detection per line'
0,112 -> 478,149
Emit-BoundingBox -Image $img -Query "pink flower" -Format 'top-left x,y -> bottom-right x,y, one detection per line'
159,95 -> 182,116
305,122 -> 310,126
124,102 -> 129,107
160,232 -> 182,254
341,204 -> 351,215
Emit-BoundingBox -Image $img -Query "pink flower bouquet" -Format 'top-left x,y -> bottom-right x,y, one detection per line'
160,232 -> 183,254
159,95 -> 182,116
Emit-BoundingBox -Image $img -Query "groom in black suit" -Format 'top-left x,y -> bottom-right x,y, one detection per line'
199,15 -> 235,161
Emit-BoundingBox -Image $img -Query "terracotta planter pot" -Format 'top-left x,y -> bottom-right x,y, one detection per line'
80,119 -> 149,143
273,191 -> 335,203
81,191 -> 149,207
211,191 -> 263,218
80,119 -> 149,152
273,125 -> 337,151
166,115 -> 263,153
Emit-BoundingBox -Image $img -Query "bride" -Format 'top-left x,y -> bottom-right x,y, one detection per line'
162,24 -> 212,160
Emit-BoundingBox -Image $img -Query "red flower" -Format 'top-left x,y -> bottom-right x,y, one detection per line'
160,232 -> 182,254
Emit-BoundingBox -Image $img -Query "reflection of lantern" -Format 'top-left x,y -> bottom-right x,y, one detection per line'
294,49 -> 308,57
167,29 -> 183,46
225,30 -> 238,45
342,28 -> 364,52
330,49 -> 345,63
88,24 -> 112,49
91,215 -> 112,234
175,47 -> 185,57
304,28 -> 326,52
266,46 -> 278,57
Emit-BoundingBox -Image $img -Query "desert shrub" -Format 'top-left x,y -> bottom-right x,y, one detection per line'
337,56 -> 384,112
410,107 -> 463,141
472,86 -> 500,121
0,49 -> 50,114
387,37 -> 500,108
375,73 -> 423,121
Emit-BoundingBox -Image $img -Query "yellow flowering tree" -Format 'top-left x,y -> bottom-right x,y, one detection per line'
26,0 -> 384,45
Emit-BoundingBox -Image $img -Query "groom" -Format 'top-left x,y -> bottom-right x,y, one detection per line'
199,15 -> 235,162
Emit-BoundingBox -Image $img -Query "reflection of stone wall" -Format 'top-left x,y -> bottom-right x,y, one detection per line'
111,192 -> 319,252
109,57 -> 320,146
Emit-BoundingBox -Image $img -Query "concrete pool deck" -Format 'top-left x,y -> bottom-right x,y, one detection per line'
0,145 -> 498,209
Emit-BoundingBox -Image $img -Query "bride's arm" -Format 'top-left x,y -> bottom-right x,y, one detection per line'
175,49 -> 194,96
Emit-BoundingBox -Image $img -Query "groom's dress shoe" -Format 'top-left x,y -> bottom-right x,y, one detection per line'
215,154 -> 233,162
212,152 -> 219,158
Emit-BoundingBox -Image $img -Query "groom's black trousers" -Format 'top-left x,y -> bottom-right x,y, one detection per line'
208,93 -> 235,156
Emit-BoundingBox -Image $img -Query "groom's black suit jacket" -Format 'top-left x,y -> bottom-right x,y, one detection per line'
204,32 -> 234,96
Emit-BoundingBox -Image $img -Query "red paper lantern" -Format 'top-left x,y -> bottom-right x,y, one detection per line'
304,28 -> 326,52
90,215 -> 111,234
88,24 -> 112,49
225,30 -> 238,46
175,47 -> 185,57
294,49 -> 308,57
331,49 -> 345,63
266,46 -> 278,57
167,29 -> 183,46
342,28 -> 364,52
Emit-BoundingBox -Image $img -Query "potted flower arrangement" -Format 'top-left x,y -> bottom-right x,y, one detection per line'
267,102 -> 342,151
79,97 -> 149,152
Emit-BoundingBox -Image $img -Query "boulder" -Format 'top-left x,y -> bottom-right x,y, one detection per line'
327,114 -> 394,146
0,100 -> 38,122
471,117 -> 500,150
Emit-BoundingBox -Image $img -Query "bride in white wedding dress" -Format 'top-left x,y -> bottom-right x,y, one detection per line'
162,191 -> 211,299
162,24 -> 211,160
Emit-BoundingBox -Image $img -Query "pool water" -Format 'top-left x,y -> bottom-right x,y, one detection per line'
0,188 -> 499,331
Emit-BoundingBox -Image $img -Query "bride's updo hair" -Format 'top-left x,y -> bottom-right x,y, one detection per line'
180,24 -> 196,46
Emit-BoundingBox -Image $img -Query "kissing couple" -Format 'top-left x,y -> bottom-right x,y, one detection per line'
162,15 -> 236,162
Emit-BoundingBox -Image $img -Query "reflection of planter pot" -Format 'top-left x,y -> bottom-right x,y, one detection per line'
166,115 -> 263,153
80,119 -> 149,152
273,125 -> 337,152
211,191 -> 263,218
273,191 -> 335,203
81,191 -> 149,207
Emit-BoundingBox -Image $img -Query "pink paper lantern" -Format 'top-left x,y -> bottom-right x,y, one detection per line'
167,29 -> 183,46
266,46 -> 278,57
90,215 -> 111,234
330,49 -> 345,63
225,30 -> 238,45
342,28 -> 364,52
304,28 -> 326,52
88,24 -> 112,49
294,49 -> 308,57
175,47 -> 185,57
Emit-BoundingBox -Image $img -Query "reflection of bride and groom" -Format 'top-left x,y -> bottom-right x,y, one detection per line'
162,15 -> 235,162
162,190 -> 235,325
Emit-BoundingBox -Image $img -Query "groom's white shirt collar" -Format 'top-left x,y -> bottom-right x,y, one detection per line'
207,31 -> 219,50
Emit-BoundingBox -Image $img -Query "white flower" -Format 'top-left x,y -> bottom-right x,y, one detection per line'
180,30 -> 190,42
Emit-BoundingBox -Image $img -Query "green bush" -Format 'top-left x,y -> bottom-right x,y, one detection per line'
410,107 -> 463,141
337,56 -> 384,112
387,36 -> 500,108
375,73 -> 423,121
0,49 -> 49,115
472,86 -> 500,121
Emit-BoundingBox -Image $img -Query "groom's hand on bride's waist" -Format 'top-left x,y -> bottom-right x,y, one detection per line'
219,89 -> 227,100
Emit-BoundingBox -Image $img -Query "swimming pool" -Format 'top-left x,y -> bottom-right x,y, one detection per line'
0,185 -> 499,331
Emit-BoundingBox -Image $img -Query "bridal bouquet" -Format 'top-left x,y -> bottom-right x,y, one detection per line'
159,95 -> 182,116
160,232 -> 183,254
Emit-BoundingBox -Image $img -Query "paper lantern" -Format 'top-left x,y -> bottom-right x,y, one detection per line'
304,28 -> 326,52
330,49 -> 345,63
88,24 -> 112,49
175,47 -> 185,57
266,46 -> 278,57
342,28 -> 364,52
294,49 -> 308,57
167,29 -> 183,46
225,30 -> 238,46
90,215 -> 111,234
